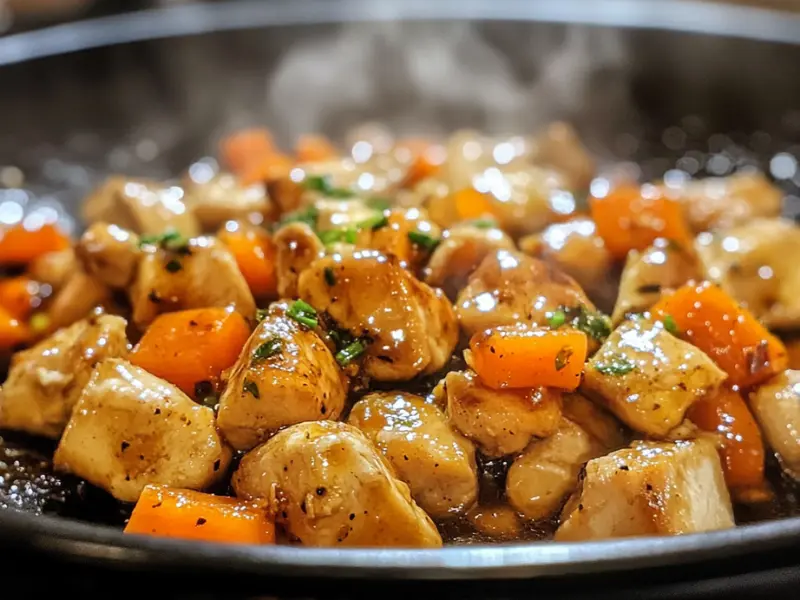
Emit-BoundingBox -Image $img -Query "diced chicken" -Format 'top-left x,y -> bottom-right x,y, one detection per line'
519,218 -> 613,307
82,176 -> 200,237
425,223 -> 515,300
465,504 -> 524,540
695,218 -> 800,329
54,359 -> 231,503
555,439 -> 735,540
232,421 -> 442,548
455,249 -> 594,337
217,302 -> 348,451
658,172 -> 782,232
28,248 -> 78,292
612,239 -> 700,325
444,370 -> 562,458
46,271 -> 112,331
182,172 -> 269,230
298,251 -> 458,381
749,370 -> 800,480
561,392 -> 628,450
348,391 -> 478,518
0,314 -> 128,438
75,222 -> 141,289
582,318 -> 726,437
506,418 -> 607,521
273,222 -> 325,299
528,121 -> 596,191
129,236 -> 256,328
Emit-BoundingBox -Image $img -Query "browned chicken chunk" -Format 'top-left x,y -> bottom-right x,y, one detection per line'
749,370 -> 800,480
28,248 -> 78,292
183,172 -> 269,230
76,222 -> 141,289
46,270 -> 112,331
273,222 -> 325,299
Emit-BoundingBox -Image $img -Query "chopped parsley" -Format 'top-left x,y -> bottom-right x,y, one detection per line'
663,314 -> 679,335
303,175 -> 354,199
357,214 -> 389,231
471,218 -> 497,229
279,205 -> 319,229
318,227 -> 358,246
324,267 -> 337,286
408,231 -> 439,251
555,346 -> 573,371
252,338 -> 282,362
255,308 -> 269,323
287,299 -> 318,329
556,304 -> 612,343
165,259 -> 182,273
548,310 -> 567,329
243,379 -> 260,399
335,340 -> 367,366
139,229 -> 185,249
593,356 -> 635,376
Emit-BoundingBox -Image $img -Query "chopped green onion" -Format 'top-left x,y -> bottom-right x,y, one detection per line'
366,197 -> 392,211
471,218 -> 497,229
555,346 -> 573,371
663,314 -> 679,335
558,304 -> 612,343
548,310 -> 566,329
593,356 -> 635,376
287,299 -> 318,329
252,338 -> 282,362
318,227 -> 357,246
279,205 -> 319,229
335,339 -> 367,366
243,379 -> 260,399
324,267 -> 337,286
357,214 -> 389,231
139,229 -> 189,253
408,231 -> 439,251
303,175 -> 354,198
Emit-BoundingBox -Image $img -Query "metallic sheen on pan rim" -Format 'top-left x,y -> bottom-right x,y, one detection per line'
1,0 -> 800,580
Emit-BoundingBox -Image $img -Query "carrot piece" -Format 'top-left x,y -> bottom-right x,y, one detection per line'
453,188 -> 496,222
240,152 -> 294,186
129,308 -> 251,397
0,305 -> 30,349
688,386 -> 765,493
0,223 -> 70,265
469,326 -> 588,390
219,228 -> 277,298
651,281 -> 787,388
125,484 -> 275,545
590,184 -> 692,260
0,276 -> 37,320
295,134 -> 338,163
397,138 -> 444,187
220,128 -> 276,176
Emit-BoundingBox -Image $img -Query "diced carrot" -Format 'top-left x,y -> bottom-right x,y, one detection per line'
469,326 -> 588,390
0,305 -> 30,349
220,128 -> 276,176
219,228 -> 277,298
0,276 -> 37,320
590,184 -> 692,260
125,484 -> 275,545
240,153 -> 294,186
398,138 -> 444,187
688,386 -> 765,493
0,223 -> 70,265
295,134 -> 338,163
651,281 -> 787,388
453,188 -> 496,222
129,308 -> 251,398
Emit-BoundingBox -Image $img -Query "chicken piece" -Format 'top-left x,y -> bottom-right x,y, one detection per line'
298,251 -> 458,381
28,248 -> 77,292
749,370 -> 800,480
465,504 -> 523,540
82,176 -> 199,237
0,314 -> 128,438
217,302 -> 348,451
582,318 -> 726,437
129,236 -> 256,328
273,222 -> 325,299
555,439 -> 735,540
232,421 -> 442,548
425,222 -> 515,300
529,121 -> 596,191
182,172 -> 269,230
348,391 -> 478,518
53,359 -> 231,502
506,418 -> 607,521
455,249 -> 594,338
612,238 -> 700,325
785,339 -> 800,370
658,172 -> 782,232
46,271 -> 112,332
562,392 -> 628,450
444,370 -> 562,458
519,218 -> 613,307
75,222 -> 141,289
695,218 -> 800,330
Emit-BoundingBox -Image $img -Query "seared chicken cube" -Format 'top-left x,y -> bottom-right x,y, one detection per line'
465,504 -> 524,540
612,238 -> 700,325
28,248 -> 78,292
273,222 -> 325,299
217,302 -> 348,451
53,359 -> 232,503
455,249 -> 594,338
76,222 -> 141,289
582,318 -> 726,437
444,370 -> 562,458
46,271 -> 112,331
298,251 -> 458,381
129,236 -> 256,328
555,439 -> 735,540
0,314 -> 129,438
82,176 -> 200,237
529,121 -> 596,191
348,391 -> 478,518
561,392 -> 628,450
695,218 -> 800,329
749,370 -> 800,480
425,222 -> 515,300
183,172 -> 269,230
232,421 -> 442,548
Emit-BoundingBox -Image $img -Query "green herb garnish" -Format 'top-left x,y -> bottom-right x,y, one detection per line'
139,229 -> 189,253
243,379 -> 260,399
303,175 -> 354,198
593,356 -> 636,376
357,214 -> 389,231
471,218 -> 497,229
318,227 -> 358,246
366,197 -> 392,211
252,338 -> 282,362
329,328 -> 354,348
324,267 -> 337,286
279,205 -> 319,229
548,310 -> 566,329
408,231 -> 439,251
165,259 -> 182,273
555,346 -> 573,371
556,304 -> 612,343
663,314 -> 679,335
287,299 -> 318,329
255,308 -> 269,323
335,340 -> 367,366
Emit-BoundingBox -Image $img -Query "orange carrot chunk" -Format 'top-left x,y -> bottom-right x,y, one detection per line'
129,307 -> 251,398
239,153 -> 294,186
0,276 -> 38,320
219,128 -> 276,176
688,386 -> 765,493
651,281 -> 787,388
0,305 -> 30,349
125,485 -> 275,545
219,228 -> 277,299
590,183 -> 692,260
0,223 -> 70,265
470,326 -> 588,390
453,188 -> 496,222
295,134 -> 338,163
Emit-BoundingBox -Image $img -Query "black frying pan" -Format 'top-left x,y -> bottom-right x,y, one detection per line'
2,1 -> 800,597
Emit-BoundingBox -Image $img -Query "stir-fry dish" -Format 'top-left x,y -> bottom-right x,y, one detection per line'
0,123 -> 798,548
